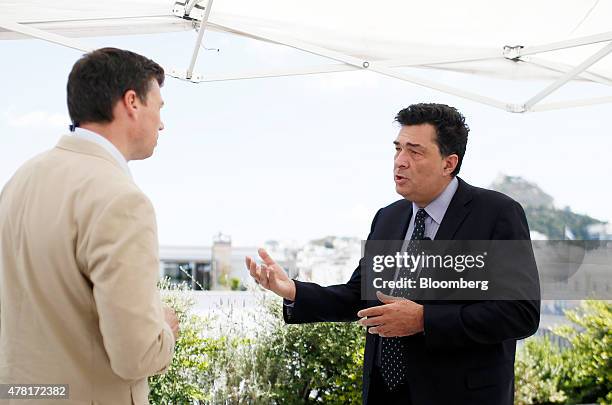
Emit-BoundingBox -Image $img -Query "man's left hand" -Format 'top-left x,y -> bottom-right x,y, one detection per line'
357,291 -> 424,337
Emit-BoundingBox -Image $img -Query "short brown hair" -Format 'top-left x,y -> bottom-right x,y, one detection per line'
67,47 -> 164,128
395,103 -> 469,176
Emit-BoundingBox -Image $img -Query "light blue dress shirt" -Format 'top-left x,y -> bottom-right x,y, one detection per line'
404,176 -> 459,240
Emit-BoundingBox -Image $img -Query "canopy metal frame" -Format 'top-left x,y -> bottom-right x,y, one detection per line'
0,19 -> 91,52
2,1 -> 611,113
179,18 -> 612,113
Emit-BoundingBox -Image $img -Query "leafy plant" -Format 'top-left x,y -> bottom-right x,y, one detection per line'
514,337 -> 567,405
249,301 -> 364,404
149,279 -> 222,404
150,279 -> 610,405
555,300 -> 611,405
514,300 -> 612,405
204,294 -> 365,404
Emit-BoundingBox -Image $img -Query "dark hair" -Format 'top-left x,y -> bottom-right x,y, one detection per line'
67,47 -> 164,127
395,103 -> 469,176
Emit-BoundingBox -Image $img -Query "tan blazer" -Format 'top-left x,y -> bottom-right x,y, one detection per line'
0,136 -> 175,405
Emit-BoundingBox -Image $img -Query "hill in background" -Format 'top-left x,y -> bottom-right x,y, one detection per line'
490,174 -> 606,240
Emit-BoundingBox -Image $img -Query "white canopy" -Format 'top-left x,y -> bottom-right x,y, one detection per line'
1,0 -> 611,112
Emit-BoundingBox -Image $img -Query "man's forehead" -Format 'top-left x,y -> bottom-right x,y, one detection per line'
395,124 -> 436,145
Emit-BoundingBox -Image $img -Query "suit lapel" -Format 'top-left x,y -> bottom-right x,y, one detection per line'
365,202 -> 411,308
434,177 -> 473,240
393,204 -> 413,240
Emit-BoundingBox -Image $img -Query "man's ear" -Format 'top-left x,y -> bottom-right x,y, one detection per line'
122,90 -> 139,118
443,154 -> 459,175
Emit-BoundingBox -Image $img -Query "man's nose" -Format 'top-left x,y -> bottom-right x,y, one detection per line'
395,152 -> 409,168
159,121 -> 164,131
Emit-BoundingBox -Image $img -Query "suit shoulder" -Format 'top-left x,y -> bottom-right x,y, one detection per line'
379,198 -> 411,215
5,148 -> 54,179
1,149 -> 63,197
47,147 -> 150,211
50,147 -> 140,191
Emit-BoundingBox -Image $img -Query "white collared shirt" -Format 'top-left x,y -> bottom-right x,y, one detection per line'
72,127 -> 132,177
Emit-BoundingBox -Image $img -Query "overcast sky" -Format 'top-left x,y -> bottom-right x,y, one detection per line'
2,30 -> 611,246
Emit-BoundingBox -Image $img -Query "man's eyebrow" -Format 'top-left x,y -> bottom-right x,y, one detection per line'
393,140 -> 424,149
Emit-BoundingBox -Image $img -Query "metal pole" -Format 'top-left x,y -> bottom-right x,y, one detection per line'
209,20 -> 515,112
0,20 -> 91,52
186,0 -> 214,79
523,41 -> 612,111
519,31 -> 612,57
531,96 -> 612,112
523,56 -> 612,86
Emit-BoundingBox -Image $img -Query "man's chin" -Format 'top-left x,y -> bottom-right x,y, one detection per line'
395,185 -> 414,200
132,148 -> 155,161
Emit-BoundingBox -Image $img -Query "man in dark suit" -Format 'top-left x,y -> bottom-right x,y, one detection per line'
246,103 -> 540,405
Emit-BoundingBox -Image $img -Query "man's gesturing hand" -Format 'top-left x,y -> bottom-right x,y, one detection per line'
357,291 -> 424,337
246,248 -> 296,301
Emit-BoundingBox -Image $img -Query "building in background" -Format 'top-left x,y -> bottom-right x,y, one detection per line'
159,244 -> 214,290
160,233 -> 298,290
587,223 -> 612,240
212,233 -> 232,290
296,236 -> 361,286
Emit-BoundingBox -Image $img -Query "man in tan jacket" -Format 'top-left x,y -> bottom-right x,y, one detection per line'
0,48 -> 178,404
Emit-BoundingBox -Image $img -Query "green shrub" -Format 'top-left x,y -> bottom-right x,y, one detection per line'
555,300 -> 611,405
149,279 -> 227,404
514,337 -> 567,405
149,286 -> 364,404
249,301 -> 364,404
514,300 -> 612,405
206,296 -> 364,404
150,282 -> 610,405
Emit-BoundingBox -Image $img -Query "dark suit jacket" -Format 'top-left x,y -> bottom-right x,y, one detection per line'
284,177 -> 541,405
